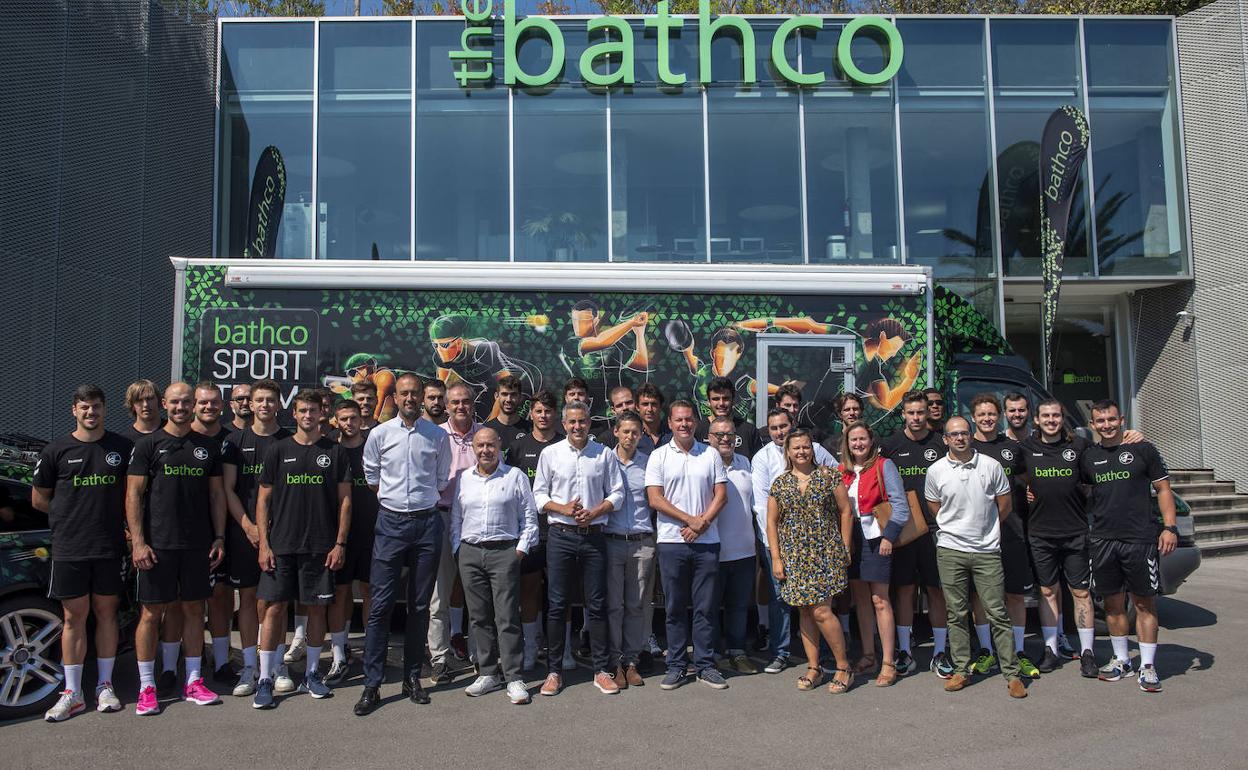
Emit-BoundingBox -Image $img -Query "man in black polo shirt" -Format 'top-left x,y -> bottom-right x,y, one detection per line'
32,384 -> 131,721
694,376 -> 762,458
1079,399 -> 1176,693
1003,392 -> 1030,443
484,375 -> 530,451
126,381 -> 227,715
923,387 -> 945,433
882,390 -> 950,677
192,380 -> 237,685
593,385 -> 635,448
253,391 -> 351,708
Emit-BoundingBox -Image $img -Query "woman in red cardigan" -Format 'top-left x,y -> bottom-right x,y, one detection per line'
839,421 -> 913,687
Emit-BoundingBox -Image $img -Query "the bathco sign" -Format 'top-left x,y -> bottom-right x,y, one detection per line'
450,0 -> 904,88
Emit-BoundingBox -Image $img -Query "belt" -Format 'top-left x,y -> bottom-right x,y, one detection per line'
606,532 -> 653,541
383,506 -> 438,518
461,539 -> 519,550
549,522 -> 605,536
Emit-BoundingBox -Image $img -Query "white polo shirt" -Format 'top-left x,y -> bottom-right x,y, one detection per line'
924,450 -> 1011,554
718,453 -> 755,562
645,440 -> 727,545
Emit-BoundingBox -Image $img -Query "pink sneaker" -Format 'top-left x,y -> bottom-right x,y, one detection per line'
135,685 -> 160,716
184,678 -> 221,706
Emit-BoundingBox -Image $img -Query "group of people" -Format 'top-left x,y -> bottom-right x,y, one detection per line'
30,369 -> 1178,722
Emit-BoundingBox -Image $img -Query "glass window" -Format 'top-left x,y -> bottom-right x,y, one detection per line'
897,20 -> 997,320
1084,20 -> 1186,276
414,21 -> 508,261
317,22 -> 411,261
991,19 -> 1091,277
217,22 -> 314,258
611,23 -> 704,263
706,21 -> 802,264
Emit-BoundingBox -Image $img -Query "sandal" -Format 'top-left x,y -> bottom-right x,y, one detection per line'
797,666 -> 824,691
852,654 -> 877,674
828,668 -> 853,694
875,660 -> 898,687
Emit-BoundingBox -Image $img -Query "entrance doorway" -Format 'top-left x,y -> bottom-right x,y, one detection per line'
1004,303 -> 1117,423
754,333 -> 857,428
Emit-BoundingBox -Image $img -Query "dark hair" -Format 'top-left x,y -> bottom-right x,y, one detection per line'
422,377 -> 446,394
636,382 -> 665,405
335,399 -> 362,414
252,379 -> 282,399
350,380 -> 378,396
563,377 -> 589,396
833,393 -> 865,417
776,382 -> 803,404
969,393 -> 1001,415
396,372 -> 423,390
293,390 -> 322,409
530,389 -> 558,411
614,409 -> 643,430
72,384 -> 106,405
838,420 -> 879,469
766,407 -> 791,425
571,299 -> 599,314
1090,398 -> 1120,417
923,387 -> 942,398
496,375 -> 523,393
1033,398 -> 1072,441
609,385 -> 635,403
901,390 -> 928,408
709,328 -> 743,351
1003,391 -> 1028,407
669,399 -> 696,416
707,376 -> 735,399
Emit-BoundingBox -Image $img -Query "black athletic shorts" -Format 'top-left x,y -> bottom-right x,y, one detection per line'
48,557 -> 126,600
209,553 -> 230,590
890,530 -> 941,589
226,528 -> 261,589
1091,538 -> 1159,598
1030,533 -> 1091,590
258,553 -> 335,605
137,548 -> 212,604
520,539 -> 546,576
999,525 -> 1036,595
335,540 -> 372,586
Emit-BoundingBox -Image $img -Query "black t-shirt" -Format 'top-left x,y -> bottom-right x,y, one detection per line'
1021,434 -> 1090,539
341,441 -> 379,545
224,427 -> 291,521
32,432 -> 132,560
1079,441 -> 1168,543
881,430 -> 946,524
128,430 -> 223,550
508,432 -> 562,485
695,416 -> 762,459
259,436 -> 351,555
119,424 -> 161,444
972,434 -> 1029,527
485,417 -> 531,458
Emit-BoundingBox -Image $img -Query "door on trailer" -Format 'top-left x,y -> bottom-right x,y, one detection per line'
754,333 -> 857,432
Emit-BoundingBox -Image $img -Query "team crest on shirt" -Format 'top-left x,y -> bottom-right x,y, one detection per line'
193,447 -> 209,460
1062,449 -> 1077,462
316,454 -> 331,468
923,448 -> 938,462
1001,448 -> 1015,461
105,451 -> 122,467
1119,451 -> 1134,465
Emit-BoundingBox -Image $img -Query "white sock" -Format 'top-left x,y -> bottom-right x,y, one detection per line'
451,606 -> 465,635
1078,627 -> 1095,654
933,627 -> 948,654
523,622 -> 539,653
1012,625 -> 1025,654
839,613 -> 851,638
1111,635 -> 1129,663
975,624 -> 992,651
243,645 -> 257,669
161,641 -> 180,673
96,656 -> 115,685
332,631 -> 348,664
1139,642 -> 1157,668
897,625 -> 912,654
1042,625 -> 1059,654
212,636 -> 230,667
64,663 -> 83,694
138,660 -> 156,689
185,656 -> 201,685
293,616 -> 308,642
260,650 -> 277,681
306,645 -> 321,676
757,605 -> 769,629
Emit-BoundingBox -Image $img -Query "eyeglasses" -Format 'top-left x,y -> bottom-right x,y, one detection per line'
928,400 -> 944,407
433,340 -> 458,349
945,430 -> 969,438
710,431 -> 736,440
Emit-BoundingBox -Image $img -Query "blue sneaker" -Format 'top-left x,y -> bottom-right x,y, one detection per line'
252,678 -> 275,709
659,669 -> 686,690
298,671 -> 332,699
930,651 -> 956,679
698,669 -> 729,690
1098,658 -> 1133,682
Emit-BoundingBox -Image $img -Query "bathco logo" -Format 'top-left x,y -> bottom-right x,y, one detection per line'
201,308 -> 320,410
449,0 -> 903,89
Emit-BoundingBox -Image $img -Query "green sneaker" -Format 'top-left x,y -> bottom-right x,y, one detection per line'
971,649 -> 997,675
1017,653 -> 1041,679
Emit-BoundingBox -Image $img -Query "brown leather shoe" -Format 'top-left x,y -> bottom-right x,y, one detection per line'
1007,676 -> 1028,698
594,671 -> 621,694
614,666 -> 629,690
625,665 -> 644,687
944,672 -> 970,692
539,673 -> 562,697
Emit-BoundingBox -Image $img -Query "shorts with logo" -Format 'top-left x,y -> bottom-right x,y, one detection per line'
259,553 -> 336,605
209,553 -> 230,590
1091,538 -> 1159,598
890,530 -> 941,589
137,548 -> 212,604
1029,533 -> 1091,589
520,539 -> 546,576
226,525 -> 261,589
999,524 -> 1036,595
335,538 -> 373,586
49,557 -> 126,600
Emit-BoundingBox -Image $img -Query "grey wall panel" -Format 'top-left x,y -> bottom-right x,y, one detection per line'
1129,284 -> 1203,469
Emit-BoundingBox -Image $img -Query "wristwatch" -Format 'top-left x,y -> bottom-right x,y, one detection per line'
1162,525 -> 1179,535
335,541 -> 348,548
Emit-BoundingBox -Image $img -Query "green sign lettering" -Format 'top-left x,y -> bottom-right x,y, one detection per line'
699,0 -> 754,84
504,0 -> 565,86
771,16 -> 825,86
580,16 -> 635,87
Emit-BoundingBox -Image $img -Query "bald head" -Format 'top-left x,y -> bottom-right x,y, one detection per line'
472,426 -> 501,473
163,381 -> 194,425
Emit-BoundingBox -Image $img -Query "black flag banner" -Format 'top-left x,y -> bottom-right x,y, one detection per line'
243,145 -> 287,259
1039,106 -> 1090,386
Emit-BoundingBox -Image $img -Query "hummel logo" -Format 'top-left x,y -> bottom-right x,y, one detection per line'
68,458 -> 83,464
1094,460 -> 1107,465
316,593 -> 334,599
283,457 -> 298,463
242,447 -> 255,452
157,449 -> 169,454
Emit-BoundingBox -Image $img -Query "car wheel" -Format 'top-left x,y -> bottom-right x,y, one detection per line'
0,594 -> 64,720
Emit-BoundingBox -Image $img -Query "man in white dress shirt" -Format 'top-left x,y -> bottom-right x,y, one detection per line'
452,428 -> 539,705
533,401 -> 625,697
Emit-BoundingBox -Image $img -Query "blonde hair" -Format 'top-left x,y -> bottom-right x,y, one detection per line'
124,379 -> 160,417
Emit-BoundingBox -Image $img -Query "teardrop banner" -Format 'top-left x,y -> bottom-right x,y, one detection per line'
243,145 -> 287,259
1039,106 -> 1090,387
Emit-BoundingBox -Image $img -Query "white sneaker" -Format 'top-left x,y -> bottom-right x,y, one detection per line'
274,664 -> 296,694
506,680 -> 530,704
283,638 -> 307,664
232,666 -> 257,697
44,690 -> 85,722
562,648 -> 578,670
94,682 -> 122,713
464,674 -> 502,697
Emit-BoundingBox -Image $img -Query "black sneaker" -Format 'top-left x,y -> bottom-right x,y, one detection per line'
1037,648 -> 1061,674
212,662 -> 237,684
157,670 -> 179,698
1057,635 -> 1079,660
894,650 -> 918,676
1079,650 -> 1099,678
752,625 -> 769,652
430,661 -> 453,685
